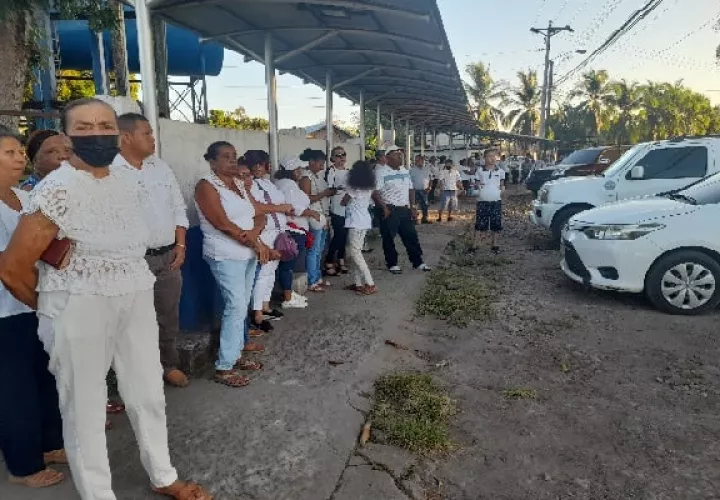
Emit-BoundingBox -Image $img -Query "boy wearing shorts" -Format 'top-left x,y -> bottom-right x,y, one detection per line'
473,149 -> 505,254
437,159 -> 463,222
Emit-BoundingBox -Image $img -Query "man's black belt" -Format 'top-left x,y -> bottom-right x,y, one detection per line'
146,244 -> 175,257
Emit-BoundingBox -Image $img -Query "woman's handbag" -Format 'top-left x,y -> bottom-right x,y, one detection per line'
274,231 -> 299,262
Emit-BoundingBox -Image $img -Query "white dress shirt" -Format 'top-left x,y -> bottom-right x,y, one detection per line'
113,154 -> 189,249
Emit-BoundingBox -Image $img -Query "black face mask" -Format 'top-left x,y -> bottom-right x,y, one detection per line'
69,135 -> 120,168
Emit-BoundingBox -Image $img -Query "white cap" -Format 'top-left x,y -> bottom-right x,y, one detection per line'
280,156 -> 304,171
384,145 -> 403,155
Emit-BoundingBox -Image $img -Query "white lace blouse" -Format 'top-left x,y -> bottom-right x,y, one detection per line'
23,162 -> 155,296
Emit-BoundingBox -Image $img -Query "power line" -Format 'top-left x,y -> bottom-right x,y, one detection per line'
554,0 -> 667,86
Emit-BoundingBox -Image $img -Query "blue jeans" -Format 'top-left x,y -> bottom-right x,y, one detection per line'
307,228 -> 328,286
206,258 -> 258,371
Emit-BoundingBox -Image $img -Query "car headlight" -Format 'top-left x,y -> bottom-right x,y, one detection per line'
582,223 -> 665,240
537,187 -> 549,203
551,168 -> 567,178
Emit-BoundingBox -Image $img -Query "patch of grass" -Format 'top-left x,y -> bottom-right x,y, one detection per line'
372,373 -> 456,454
416,268 -> 494,326
502,388 -> 537,400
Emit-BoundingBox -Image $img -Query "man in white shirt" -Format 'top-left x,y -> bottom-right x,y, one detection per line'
116,113 -> 190,388
372,145 -> 431,274
437,159 -> 463,222
473,148 -> 506,254
409,155 -> 432,224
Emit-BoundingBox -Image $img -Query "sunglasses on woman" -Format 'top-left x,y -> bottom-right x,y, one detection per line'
333,152 -> 346,158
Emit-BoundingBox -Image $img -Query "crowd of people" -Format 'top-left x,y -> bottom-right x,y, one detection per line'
0,97 -> 448,499
0,96 -> 528,498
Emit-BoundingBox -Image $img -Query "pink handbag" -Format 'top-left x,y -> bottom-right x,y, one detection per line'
274,231 -> 299,262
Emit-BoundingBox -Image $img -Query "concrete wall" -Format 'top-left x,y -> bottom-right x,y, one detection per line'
156,119 -> 362,331
158,119 -> 361,226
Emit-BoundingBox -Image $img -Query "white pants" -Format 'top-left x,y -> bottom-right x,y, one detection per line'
37,290 -> 177,500
346,229 -> 374,287
252,259 -> 279,310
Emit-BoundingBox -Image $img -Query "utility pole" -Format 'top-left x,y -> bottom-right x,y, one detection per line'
531,21 -> 573,138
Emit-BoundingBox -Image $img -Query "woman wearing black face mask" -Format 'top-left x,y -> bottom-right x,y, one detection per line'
0,98 -> 211,500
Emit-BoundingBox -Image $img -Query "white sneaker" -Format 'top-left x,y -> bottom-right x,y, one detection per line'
415,263 -> 432,272
388,266 -> 403,274
291,292 -> 308,303
282,296 -> 307,309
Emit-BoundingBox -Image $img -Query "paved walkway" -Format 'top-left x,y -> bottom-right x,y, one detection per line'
0,220 -> 456,500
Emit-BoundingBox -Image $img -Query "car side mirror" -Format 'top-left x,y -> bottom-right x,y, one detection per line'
629,165 -> 645,180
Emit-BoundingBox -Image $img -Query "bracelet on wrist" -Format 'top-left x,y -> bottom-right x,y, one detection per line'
176,243 -> 186,249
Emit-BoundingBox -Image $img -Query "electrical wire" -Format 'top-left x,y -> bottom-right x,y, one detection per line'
554,0 -> 668,86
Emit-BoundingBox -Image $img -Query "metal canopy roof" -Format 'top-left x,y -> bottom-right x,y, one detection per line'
150,0 -> 479,132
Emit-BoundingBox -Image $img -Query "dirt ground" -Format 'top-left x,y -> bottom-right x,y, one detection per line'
2,186 -> 719,500
411,187 -> 720,500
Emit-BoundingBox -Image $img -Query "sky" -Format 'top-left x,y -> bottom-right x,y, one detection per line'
203,0 -> 720,128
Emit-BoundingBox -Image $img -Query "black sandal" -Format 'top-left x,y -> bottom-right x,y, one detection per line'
324,264 -> 339,276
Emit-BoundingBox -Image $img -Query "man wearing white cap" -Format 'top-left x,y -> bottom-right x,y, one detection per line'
372,146 -> 432,274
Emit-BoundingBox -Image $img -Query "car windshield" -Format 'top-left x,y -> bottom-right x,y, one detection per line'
673,172 -> 720,205
601,143 -> 647,177
558,148 -> 602,165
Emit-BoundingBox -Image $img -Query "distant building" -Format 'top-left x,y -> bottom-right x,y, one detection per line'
281,121 -> 357,144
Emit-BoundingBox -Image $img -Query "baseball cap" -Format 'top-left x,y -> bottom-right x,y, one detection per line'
384,145 -> 403,155
280,156 -> 304,171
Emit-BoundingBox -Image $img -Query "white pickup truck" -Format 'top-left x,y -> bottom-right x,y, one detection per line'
529,137 -> 720,241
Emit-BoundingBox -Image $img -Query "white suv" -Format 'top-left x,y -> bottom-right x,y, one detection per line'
561,173 -> 720,315
529,137 -> 720,241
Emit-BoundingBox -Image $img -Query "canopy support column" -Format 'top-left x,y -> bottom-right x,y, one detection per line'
265,34 -> 279,171
390,111 -> 395,144
376,103 -> 382,149
326,70 -> 333,158
359,89 -> 366,160
433,128 -> 437,157
135,0 -> 160,151
420,125 -> 425,157
405,120 -> 410,166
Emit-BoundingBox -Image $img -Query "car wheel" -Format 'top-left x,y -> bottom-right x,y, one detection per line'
551,206 -> 590,242
645,250 -> 720,315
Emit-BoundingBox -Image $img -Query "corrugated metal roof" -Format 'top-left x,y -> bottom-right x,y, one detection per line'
150,0 -> 478,132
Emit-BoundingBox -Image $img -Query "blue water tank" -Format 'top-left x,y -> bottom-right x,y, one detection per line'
56,18 -> 224,77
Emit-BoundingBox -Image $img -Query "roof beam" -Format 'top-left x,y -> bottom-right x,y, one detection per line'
156,0 -> 431,22
351,80 -> 464,93
332,68 -> 379,91
286,64 -> 458,81
274,30 -> 338,65
201,28 -> 443,50
278,49 -> 451,69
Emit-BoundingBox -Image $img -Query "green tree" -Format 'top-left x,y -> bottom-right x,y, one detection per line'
352,108 -> 409,150
571,69 -> 612,139
463,62 -> 504,129
546,101 -> 594,146
605,79 -> 641,144
504,69 -> 541,136
208,107 -> 269,131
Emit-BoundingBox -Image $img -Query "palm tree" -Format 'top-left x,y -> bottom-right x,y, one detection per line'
572,69 -> 612,138
503,69 -> 541,136
606,80 -> 641,144
463,62 -> 505,130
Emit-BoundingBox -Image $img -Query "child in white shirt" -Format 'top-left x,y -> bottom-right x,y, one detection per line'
342,160 -> 377,295
473,149 -> 506,254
